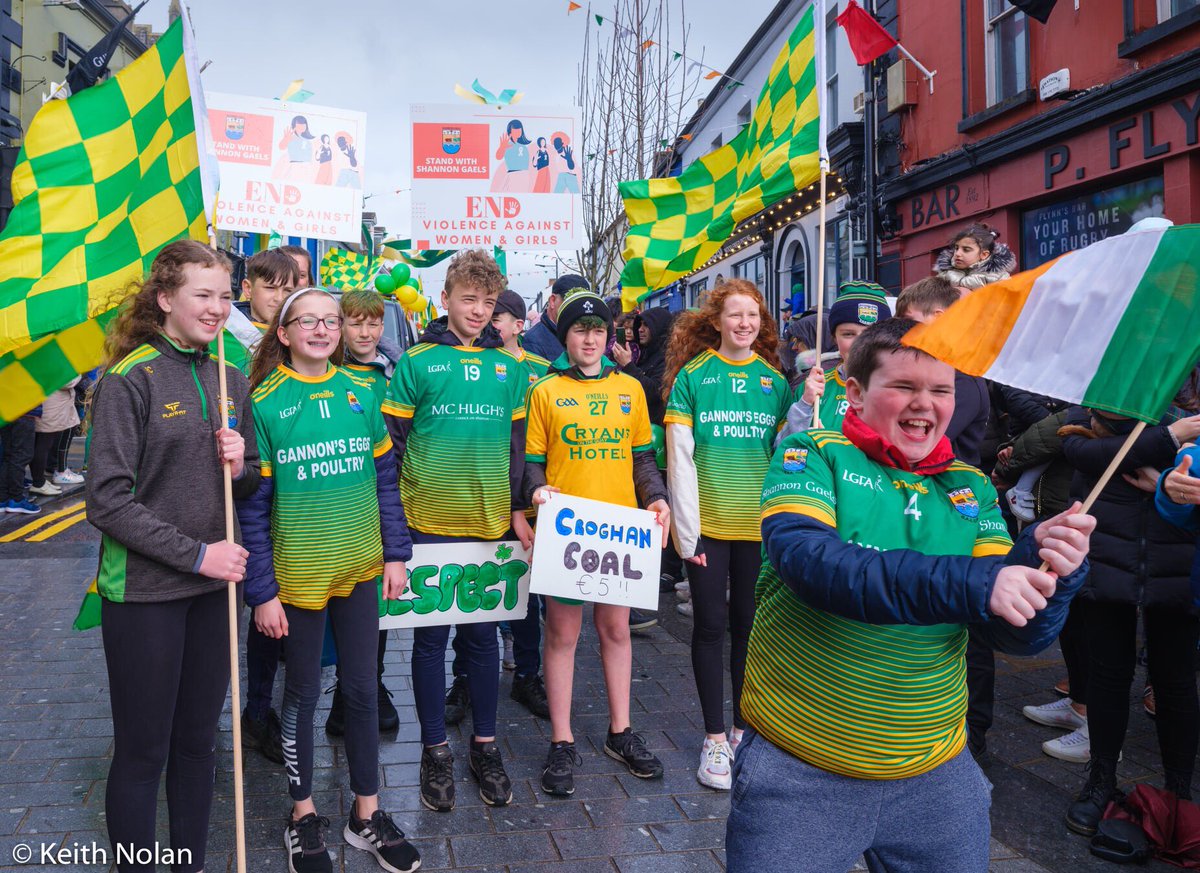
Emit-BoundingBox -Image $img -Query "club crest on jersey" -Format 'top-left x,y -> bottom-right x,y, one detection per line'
225,398 -> 238,427
948,487 -> 980,519
858,302 -> 879,324
783,447 -> 808,473
760,376 -> 774,395
619,394 -> 632,414
495,363 -> 508,382
346,389 -> 364,414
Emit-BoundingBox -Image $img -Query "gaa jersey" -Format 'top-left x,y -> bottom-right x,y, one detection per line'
251,364 -> 393,610
382,342 -> 525,538
664,350 -> 791,541
516,349 -> 551,389
816,366 -> 850,432
343,362 -> 389,407
741,429 -> 1012,780
525,368 -> 654,509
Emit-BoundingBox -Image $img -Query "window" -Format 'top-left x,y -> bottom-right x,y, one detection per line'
985,0 -> 1029,105
737,100 -> 752,130
826,8 -> 839,129
711,133 -> 722,151
788,241 -> 808,308
1158,0 -> 1200,19
824,218 -> 869,303
732,254 -> 765,288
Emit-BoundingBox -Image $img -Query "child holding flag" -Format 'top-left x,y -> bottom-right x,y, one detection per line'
238,287 -> 420,873
523,286 -> 671,797
661,278 -> 791,790
86,240 -> 259,873
382,250 -> 531,812
780,281 -> 891,439
727,318 -> 1095,872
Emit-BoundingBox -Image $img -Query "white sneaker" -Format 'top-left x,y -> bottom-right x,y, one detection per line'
1006,487 -> 1036,522
676,601 -> 693,617
675,587 -> 691,602
697,739 -> 733,790
674,580 -> 690,595
1023,698 -> 1086,730
28,481 -> 62,497
729,729 -> 744,758
52,468 -> 84,485
1043,723 -> 1090,763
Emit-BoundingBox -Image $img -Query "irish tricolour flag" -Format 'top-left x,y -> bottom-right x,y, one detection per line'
905,223 -> 1200,423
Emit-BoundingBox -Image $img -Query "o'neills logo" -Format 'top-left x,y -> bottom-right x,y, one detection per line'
308,389 -> 335,400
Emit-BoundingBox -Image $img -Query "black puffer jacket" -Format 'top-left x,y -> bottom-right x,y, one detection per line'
628,307 -> 675,426
1060,406 -> 1196,609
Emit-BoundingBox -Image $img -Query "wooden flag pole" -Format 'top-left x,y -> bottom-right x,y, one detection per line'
1038,420 -> 1146,572
216,325 -> 248,873
812,161 -> 830,429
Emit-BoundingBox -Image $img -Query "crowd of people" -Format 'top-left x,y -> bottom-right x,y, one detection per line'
32,217 -> 1196,873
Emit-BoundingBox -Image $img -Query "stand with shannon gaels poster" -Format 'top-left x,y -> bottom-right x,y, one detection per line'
207,92 -> 366,241
410,103 -> 583,251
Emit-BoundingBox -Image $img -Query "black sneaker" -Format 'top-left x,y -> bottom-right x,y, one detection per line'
542,740 -> 582,797
511,673 -> 550,719
344,806 -> 421,873
324,685 -> 345,738
284,812 -> 332,873
628,610 -> 658,631
469,740 -> 513,806
659,573 -> 678,593
243,707 -> 285,765
605,727 -> 664,779
419,743 -> 456,812
378,680 -> 400,732
444,675 -> 470,726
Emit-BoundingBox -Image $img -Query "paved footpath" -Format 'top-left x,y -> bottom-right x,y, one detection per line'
0,527 -> 1177,872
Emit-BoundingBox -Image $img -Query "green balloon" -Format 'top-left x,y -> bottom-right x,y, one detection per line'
374,274 -> 396,294
404,277 -> 420,291
391,263 -> 411,285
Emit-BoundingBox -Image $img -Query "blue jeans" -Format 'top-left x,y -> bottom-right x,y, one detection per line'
726,730 -> 991,873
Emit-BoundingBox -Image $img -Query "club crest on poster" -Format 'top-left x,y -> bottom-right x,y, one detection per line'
410,103 -> 583,251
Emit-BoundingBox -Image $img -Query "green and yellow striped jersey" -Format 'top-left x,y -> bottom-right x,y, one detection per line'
382,343 -> 526,539
251,364 -> 392,609
743,429 -> 1012,779
664,350 -> 790,541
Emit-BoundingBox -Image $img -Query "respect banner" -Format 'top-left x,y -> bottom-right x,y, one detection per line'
529,494 -> 662,610
378,541 -> 531,629
208,92 -> 366,241
410,103 -> 582,251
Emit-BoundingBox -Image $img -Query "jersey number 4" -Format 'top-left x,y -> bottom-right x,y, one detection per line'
904,493 -> 922,521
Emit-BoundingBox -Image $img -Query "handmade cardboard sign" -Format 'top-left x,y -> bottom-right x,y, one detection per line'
529,493 -> 662,610
378,540 -> 531,629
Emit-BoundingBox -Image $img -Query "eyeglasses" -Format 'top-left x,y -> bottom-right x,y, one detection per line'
286,315 -> 344,331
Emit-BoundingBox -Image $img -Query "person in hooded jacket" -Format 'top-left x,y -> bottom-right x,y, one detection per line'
934,223 -> 1016,291
1057,403 -> 1200,837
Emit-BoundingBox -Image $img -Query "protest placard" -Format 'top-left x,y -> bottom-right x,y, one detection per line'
378,540 -> 531,629
528,493 -> 662,610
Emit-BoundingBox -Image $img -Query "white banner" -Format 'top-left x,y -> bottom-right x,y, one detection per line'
207,92 -> 366,241
378,541 -> 531,629
529,494 -> 662,610
410,103 -> 583,251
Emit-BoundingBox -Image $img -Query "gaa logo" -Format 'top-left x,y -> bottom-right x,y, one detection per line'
225,114 -> 245,141
760,376 -> 774,395
782,447 -> 808,473
619,394 -> 632,415
948,487 -> 980,519
442,127 -> 461,155
495,363 -> 508,382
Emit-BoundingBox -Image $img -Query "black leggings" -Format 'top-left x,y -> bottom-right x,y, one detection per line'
1081,598 -> 1199,783
102,588 -> 231,873
1060,598 -> 1088,705
281,580 -> 379,801
29,430 -> 59,487
689,537 -> 760,735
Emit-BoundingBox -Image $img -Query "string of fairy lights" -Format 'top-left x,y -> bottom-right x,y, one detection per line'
680,173 -> 846,279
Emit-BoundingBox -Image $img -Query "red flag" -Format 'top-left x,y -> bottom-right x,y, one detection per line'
836,0 -> 898,65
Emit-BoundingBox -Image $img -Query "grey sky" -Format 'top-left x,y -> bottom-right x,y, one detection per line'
135,0 -> 776,297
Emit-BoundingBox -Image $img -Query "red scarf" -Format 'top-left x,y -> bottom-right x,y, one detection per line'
842,407 -> 956,475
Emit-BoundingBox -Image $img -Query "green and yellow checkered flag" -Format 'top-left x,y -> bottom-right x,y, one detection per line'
619,6 -> 827,310
0,11 -> 216,425
319,247 -> 372,290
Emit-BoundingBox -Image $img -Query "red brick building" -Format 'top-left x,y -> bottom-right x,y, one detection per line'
874,0 -> 1200,287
